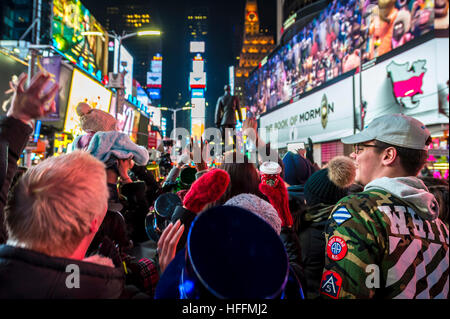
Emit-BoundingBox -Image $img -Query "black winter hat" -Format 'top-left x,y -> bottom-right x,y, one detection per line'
304,156 -> 356,206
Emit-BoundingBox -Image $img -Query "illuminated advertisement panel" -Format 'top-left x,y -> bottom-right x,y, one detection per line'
191,88 -> 205,98
246,0 -> 434,116
147,72 -> 162,87
191,98 -> 206,118
259,76 -> 354,148
151,60 -> 163,73
147,88 -> 161,100
113,40 -> 134,96
190,41 -> 205,53
52,0 -> 109,77
193,60 -> 204,73
136,86 -> 149,106
191,118 -> 205,139
115,101 -> 141,143
64,69 -> 112,136
189,72 -> 206,88
229,66 -> 235,95
356,38 -> 448,127
148,106 -> 161,127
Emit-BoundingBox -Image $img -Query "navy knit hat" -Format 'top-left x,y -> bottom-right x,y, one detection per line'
155,205 -> 301,299
282,151 -> 313,186
304,156 -> 356,206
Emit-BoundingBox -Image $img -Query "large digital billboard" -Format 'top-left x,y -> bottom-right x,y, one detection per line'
113,40 -> 134,96
190,41 -> 205,53
64,69 -> 112,136
246,0 -> 435,116
52,0 -> 109,78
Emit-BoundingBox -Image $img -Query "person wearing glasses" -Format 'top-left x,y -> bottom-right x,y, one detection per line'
319,113 -> 449,299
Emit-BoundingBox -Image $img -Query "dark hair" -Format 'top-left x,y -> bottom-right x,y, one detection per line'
373,139 -> 430,176
206,152 -> 265,208
87,210 -> 132,256
420,177 -> 449,224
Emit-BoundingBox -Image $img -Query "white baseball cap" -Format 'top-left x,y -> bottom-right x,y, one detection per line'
341,114 -> 431,150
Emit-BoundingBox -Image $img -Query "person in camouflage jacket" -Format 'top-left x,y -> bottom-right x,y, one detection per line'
320,114 -> 449,299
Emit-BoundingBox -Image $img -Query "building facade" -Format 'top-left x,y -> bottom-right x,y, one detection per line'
235,0 -> 275,107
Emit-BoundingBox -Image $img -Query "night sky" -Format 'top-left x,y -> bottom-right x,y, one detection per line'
82,0 -> 276,130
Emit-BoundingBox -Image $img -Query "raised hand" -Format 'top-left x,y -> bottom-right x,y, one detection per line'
157,219 -> 185,274
7,71 -> 59,125
190,136 -> 208,172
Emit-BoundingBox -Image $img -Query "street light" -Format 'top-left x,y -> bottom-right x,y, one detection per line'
160,107 -> 192,132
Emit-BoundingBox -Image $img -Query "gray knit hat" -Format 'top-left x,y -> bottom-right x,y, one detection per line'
225,193 -> 281,235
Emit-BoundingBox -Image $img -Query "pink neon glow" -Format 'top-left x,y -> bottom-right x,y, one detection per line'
427,155 -> 436,162
392,73 -> 425,98
433,171 -> 442,179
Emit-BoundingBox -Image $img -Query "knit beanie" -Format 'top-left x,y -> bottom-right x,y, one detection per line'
282,151 -> 313,186
76,102 -> 117,133
225,193 -> 281,235
304,156 -> 356,206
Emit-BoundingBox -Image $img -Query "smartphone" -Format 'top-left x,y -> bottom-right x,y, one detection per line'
287,142 -> 305,153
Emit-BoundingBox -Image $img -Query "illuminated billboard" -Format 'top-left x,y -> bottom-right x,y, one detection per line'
52,0 -> 109,78
148,55 -> 163,88
246,0 -> 434,116
148,106 -> 161,127
190,41 -> 205,53
191,98 -> 205,118
189,72 -> 206,88
136,86 -> 149,106
191,88 -> 204,98
147,88 -> 161,100
113,40 -> 134,96
64,69 -> 112,136
147,72 -> 162,87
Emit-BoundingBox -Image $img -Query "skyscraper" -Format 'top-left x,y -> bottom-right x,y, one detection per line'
235,0 -> 275,107
186,6 -> 208,137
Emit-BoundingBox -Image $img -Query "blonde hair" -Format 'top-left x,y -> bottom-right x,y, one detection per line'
5,151 -> 108,257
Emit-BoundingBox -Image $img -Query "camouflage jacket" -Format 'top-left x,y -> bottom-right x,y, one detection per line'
320,189 -> 449,299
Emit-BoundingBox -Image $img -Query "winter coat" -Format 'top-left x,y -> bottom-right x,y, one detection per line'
215,92 -> 242,126
0,116 -> 33,243
0,245 -> 125,299
298,203 -> 334,299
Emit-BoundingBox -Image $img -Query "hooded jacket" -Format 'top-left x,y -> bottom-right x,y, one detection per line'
320,176 -> 449,299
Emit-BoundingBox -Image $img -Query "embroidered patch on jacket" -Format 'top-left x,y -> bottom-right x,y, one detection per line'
327,236 -> 348,261
320,271 -> 342,299
332,207 -> 352,225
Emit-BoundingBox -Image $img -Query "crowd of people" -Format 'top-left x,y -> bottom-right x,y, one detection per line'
0,71 -> 448,299
246,0 -> 436,115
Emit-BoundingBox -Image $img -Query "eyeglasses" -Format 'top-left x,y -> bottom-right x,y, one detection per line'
353,144 -> 382,155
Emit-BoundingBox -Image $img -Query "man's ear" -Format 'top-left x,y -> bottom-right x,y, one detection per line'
90,218 -> 99,234
381,146 -> 398,166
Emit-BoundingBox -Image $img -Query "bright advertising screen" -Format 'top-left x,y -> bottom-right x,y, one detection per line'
113,40 -> 134,96
64,69 -> 112,136
190,41 -> 205,53
52,0 -> 109,78
246,0 -> 435,116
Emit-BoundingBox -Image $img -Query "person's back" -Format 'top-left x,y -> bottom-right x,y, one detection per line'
320,114 -> 449,299
299,156 -> 356,299
324,181 -> 448,298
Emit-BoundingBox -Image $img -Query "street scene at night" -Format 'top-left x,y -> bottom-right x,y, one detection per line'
0,0 -> 448,308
